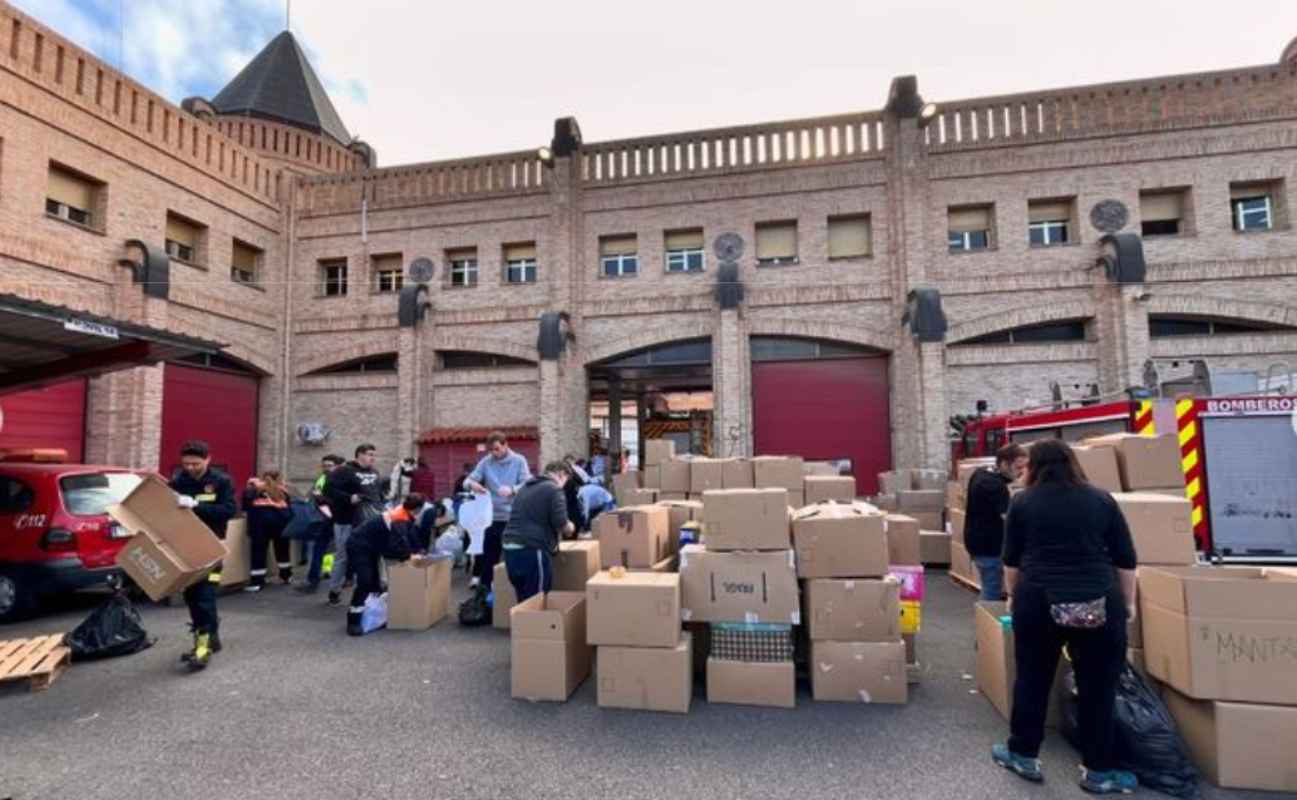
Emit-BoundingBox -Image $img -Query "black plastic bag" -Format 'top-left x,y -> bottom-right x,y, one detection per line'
63,592 -> 155,662
1059,664 -> 1201,799
458,586 -> 491,627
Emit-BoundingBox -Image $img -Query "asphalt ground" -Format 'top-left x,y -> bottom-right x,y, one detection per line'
0,569 -> 1271,800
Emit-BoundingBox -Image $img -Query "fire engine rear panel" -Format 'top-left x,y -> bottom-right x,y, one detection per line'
1200,414 -> 1297,559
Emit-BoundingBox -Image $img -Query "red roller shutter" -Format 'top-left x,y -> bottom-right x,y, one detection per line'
0,379 -> 87,461
752,356 -> 891,496
159,364 -> 259,486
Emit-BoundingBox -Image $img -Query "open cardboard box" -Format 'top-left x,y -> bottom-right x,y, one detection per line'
109,475 -> 227,602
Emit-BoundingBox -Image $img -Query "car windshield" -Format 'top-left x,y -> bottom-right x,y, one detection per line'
59,472 -> 142,516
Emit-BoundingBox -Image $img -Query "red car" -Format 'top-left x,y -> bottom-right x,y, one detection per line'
0,450 -> 146,622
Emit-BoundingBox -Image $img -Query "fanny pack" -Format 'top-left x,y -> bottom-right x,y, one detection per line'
1049,596 -> 1107,629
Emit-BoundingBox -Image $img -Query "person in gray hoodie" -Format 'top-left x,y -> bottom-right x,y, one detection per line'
463,431 -> 532,594
501,461 -> 574,602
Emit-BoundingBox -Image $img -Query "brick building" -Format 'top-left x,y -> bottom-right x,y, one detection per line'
3,2 -> 1296,493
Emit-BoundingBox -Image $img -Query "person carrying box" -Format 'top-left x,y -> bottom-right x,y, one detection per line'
169,440 -> 236,671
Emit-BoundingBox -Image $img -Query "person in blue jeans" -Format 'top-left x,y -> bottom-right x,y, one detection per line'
464,432 -> 532,595
501,461 -> 573,603
964,442 -> 1027,601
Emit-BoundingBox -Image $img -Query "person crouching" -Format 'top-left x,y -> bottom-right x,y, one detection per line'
345,493 -> 423,636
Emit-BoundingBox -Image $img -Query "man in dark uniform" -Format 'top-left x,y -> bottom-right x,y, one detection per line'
169,439 -> 236,671
345,493 -> 422,636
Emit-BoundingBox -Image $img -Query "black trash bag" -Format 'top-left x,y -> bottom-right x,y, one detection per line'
63,592 -> 156,662
458,585 -> 491,627
1059,664 -> 1201,799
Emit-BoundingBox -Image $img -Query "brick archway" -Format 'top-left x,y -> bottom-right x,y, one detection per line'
747,317 -> 898,353
295,341 -> 398,376
947,300 -> 1095,344
1146,294 -> 1297,328
431,331 -> 538,364
584,317 -> 716,365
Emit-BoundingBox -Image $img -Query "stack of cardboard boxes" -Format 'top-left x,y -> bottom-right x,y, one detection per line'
874,468 -> 946,532
796,502 -> 908,704
946,458 -> 995,590
493,539 -> 601,629
587,569 -> 691,713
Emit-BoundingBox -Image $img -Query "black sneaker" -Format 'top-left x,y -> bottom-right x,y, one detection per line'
327,591 -> 341,607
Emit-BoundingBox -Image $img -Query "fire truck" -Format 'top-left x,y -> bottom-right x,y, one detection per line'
951,390 -> 1297,564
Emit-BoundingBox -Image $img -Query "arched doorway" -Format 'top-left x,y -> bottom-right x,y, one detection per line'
750,336 -> 891,496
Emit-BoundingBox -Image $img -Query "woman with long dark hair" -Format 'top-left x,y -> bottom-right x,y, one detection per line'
991,439 -> 1139,794
243,470 -> 293,592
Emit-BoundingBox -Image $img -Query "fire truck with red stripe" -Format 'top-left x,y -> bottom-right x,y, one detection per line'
951,386 -> 1297,564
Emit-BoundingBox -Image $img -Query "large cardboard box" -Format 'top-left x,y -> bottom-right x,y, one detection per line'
586,571 -> 680,648
643,439 -> 676,467
878,471 -> 907,496
1071,445 -> 1123,493
898,490 -> 944,513
657,499 -> 703,554
752,456 -> 805,491
701,488 -> 791,551
912,510 -> 943,531
553,540 -> 601,591
642,465 -> 662,490
810,640 -> 908,704
803,476 -> 855,505
219,518 -> 251,587
1139,565 -> 1297,705
510,592 -> 592,702
597,633 -> 693,713
1083,433 -> 1183,491
912,469 -> 946,491
945,481 -> 963,511
805,578 -> 901,642
619,487 -> 659,507
722,458 -> 754,489
612,471 -> 640,496
658,460 -> 691,494
1163,690 -> 1297,793
975,601 -> 1062,725
109,475 -> 228,602
706,658 -> 795,708
493,562 -> 516,630
920,530 -> 952,565
884,514 -> 921,566
679,545 -> 800,625
689,458 -> 726,495
950,541 -> 976,588
957,459 -> 995,493
387,557 -> 452,630
791,502 -> 888,579
596,506 -> 668,569
788,490 -> 805,510
1112,493 -> 1197,566
872,493 -> 899,513
1128,613 -> 1143,649
947,507 -> 966,544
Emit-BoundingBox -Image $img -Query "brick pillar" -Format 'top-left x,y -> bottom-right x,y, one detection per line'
712,308 -> 751,457
1094,279 -> 1151,394
917,341 -> 949,473
395,325 -> 423,459
85,365 -> 164,471
538,358 -> 561,464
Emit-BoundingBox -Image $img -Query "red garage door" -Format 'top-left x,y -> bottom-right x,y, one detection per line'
752,353 -> 891,497
0,379 -> 87,461
159,363 -> 259,486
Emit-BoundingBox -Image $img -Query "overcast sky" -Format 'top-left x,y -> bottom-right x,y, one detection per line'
19,1 -> 1297,167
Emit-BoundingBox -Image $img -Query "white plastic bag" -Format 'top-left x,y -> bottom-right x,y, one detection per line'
457,493 -> 493,556
360,592 -> 388,634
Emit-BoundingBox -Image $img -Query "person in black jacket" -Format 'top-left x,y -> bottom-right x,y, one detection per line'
345,493 -> 423,636
242,471 -> 292,592
964,443 -> 1027,601
169,440 -> 236,671
323,444 -> 383,607
502,461 -> 574,603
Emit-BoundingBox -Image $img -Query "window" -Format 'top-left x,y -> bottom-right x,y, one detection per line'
504,242 -> 538,284
1149,315 -> 1292,337
308,353 -> 398,375
448,248 -> 478,288
60,473 -> 142,516
231,240 -> 261,285
371,253 -> 403,293
599,235 -> 638,277
755,221 -> 798,265
46,163 -> 98,228
1027,199 -> 1073,247
165,212 -> 204,264
1230,181 -> 1281,232
827,214 -> 871,259
440,351 -> 536,369
948,205 -> 993,252
0,476 -> 34,513
664,229 -> 704,272
959,319 -> 1088,345
319,258 -> 348,296
1140,189 -> 1187,237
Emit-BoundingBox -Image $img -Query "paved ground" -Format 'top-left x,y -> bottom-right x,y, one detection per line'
0,570 -> 1267,800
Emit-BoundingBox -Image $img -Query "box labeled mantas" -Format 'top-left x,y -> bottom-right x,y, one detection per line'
810,640 -> 908,704
387,557 -> 452,630
510,592 -> 592,702
702,488 -> 791,551
803,475 -> 855,505
791,502 -> 888,579
597,633 -> 693,714
553,539 -> 601,591
885,514 -> 921,566
586,570 -> 681,648
596,506 -> 668,569
805,578 -> 901,642
1112,493 -> 1197,566
109,475 -> 228,602
752,456 -> 805,491
706,658 -> 795,708
1163,690 -> 1297,793
679,545 -> 800,625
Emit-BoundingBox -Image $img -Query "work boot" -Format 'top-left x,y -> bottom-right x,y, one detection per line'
1079,768 -> 1137,794
346,610 -> 364,637
245,574 -> 265,593
992,744 -> 1043,783
321,553 -> 335,580
209,630 -> 222,653
181,632 -> 213,671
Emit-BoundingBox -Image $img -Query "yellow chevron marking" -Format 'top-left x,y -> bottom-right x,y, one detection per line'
1176,399 -> 1194,418
1191,505 -> 1204,526
1182,449 -> 1199,473
1186,477 -> 1201,498
1179,422 -> 1197,447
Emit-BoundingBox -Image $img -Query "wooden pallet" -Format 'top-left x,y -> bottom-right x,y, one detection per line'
0,634 -> 71,692
950,571 -> 982,594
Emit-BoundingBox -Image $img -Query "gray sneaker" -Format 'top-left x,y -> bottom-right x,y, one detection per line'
993,744 -> 1043,783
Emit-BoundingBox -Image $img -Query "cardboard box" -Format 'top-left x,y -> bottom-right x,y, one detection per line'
810,640 -> 908,704
552,540 -> 601,592
679,545 -> 800,624
945,481 -> 963,511
872,493 -> 899,513
619,487 -> 659,507
706,658 -> 795,708
586,571 -> 680,648
596,506 -> 668,569
898,490 -> 944,513
975,601 -> 1063,725
1128,613 -> 1142,648
1071,445 -> 1123,493
1083,433 -> 1183,491
633,554 -> 678,573
510,592 -> 592,702
1112,493 -> 1197,566
912,510 -> 943,532
957,459 -> 995,493
805,578 -> 901,642
752,455 -> 805,491
109,475 -> 228,602
689,458 -> 726,495
722,459 -> 755,489
787,490 -> 805,510
641,465 -> 662,490
947,507 -> 966,544
1127,647 -> 1148,680
903,631 -> 917,665
884,514 -> 921,566
912,469 -> 946,491
493,562 -> 516,629
791,502 -> 889,579
657,498 -> 703,554
658,460 -> 691,494
597,633 -> 693,714
950,541 -> 976,588
1139,565 -> 1297,704
644,439 -> 676,467
920,530 -> 952,565
702,488 -> 791,551
878,471 -> 907,496
657,492 -> 688,502
1163,690 -> 1297,793
219,518 -> 251,587
685,620 -> 710,675
803,475 -> 855,505
612,471 -> 640,496
387,557 -> 451,630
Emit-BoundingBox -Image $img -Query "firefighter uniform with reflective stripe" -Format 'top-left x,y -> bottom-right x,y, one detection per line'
170,469 -> 236,644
